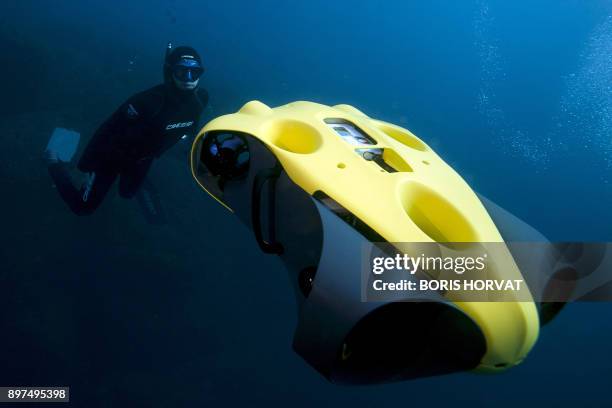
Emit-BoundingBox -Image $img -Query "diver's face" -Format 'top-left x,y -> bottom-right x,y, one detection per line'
171,58 -> 203,91
173,76 -> 200,91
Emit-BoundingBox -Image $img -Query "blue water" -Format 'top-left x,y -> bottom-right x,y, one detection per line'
1,0 -> 611,406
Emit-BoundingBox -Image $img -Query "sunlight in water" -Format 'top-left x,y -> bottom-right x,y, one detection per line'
557,15 -> 612,181
474,0 -> 552,168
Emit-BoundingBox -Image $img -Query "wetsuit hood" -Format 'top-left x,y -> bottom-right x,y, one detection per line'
164,46 -> 203,93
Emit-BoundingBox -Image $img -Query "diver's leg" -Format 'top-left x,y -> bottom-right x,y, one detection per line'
47,163 -> 117,215
134,179 -> 168,225
118,159 -> 152,198
119,160 -> 167,224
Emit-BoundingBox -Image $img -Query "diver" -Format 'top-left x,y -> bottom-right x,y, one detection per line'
44,44 -> 208,220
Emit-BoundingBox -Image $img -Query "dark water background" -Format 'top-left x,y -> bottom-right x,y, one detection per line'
1,0 -> 611,406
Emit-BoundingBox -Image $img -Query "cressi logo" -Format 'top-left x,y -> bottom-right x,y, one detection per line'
166,121 -> 194,130
126,104 -> 139,117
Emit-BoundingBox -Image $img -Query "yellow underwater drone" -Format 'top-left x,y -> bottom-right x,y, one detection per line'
191,101 -> 560,384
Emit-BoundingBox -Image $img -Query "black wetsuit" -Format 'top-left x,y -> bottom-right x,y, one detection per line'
48,84 -> 208,215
